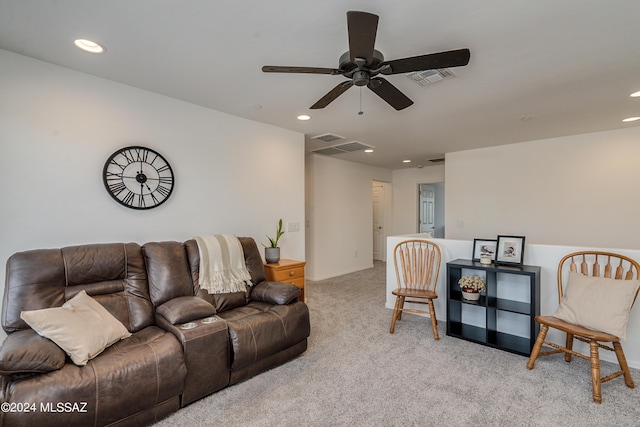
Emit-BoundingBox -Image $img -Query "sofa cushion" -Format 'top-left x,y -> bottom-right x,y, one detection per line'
20,290 -> 131,366
553,271 -> 640,340
3,243 -> 154,334
156,296 -> 216,324
143,241 -> 195,307
0,329 -> 66,375
219,301 -> 310,370
251,281 -> 301,305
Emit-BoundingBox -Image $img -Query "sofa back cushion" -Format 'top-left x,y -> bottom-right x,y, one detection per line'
2,243 -> 153,334
184,237 -> 266,313
142,241 -> 194,307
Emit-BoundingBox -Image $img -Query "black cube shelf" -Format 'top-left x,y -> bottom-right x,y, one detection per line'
446,259 -> 541,356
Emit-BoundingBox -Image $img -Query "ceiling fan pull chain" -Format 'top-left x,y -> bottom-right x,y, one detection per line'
358,87 -> 364,115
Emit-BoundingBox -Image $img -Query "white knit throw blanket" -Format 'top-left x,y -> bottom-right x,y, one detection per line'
194,234 -> 252,294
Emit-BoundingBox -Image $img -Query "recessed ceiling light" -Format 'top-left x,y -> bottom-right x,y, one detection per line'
403,159 -> 411,163
622,117 -> 640,122
74,39 -> 105,54
364,149 -> 374,153
630,91 -> 640,98
297,114 -> 311,121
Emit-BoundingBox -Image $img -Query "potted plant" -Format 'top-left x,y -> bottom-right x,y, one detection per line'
264,218 -> 285,263
458,275 -> 486,301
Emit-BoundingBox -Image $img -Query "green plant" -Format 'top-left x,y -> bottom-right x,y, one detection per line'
264,218 -> 285,248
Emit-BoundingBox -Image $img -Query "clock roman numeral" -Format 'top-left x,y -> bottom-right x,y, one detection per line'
108,181 -> 127,196
122,190 -> 135,206
156,164 -> 171,173
155,184 -> 171,198
109,159 -> 127,171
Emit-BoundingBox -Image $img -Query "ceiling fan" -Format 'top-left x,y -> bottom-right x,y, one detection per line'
262,11 -> 471,111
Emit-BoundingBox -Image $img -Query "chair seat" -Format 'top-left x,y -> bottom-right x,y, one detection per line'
392,288 -> 438,299
536,315 -> 619,342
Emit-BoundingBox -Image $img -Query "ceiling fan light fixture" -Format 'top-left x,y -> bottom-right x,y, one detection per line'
74,39 -> 105,54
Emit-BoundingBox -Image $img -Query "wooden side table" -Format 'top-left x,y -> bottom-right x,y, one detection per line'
263,259 -> 306,302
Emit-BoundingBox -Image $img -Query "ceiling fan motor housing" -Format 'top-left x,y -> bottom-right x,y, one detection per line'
338,49 -> 385,85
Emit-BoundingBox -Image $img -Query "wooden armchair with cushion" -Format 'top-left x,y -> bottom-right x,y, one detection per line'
526,251 -> 640,403
389,239 -> 441,340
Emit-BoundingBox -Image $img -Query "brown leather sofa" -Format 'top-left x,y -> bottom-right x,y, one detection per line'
0,237 -> 310,426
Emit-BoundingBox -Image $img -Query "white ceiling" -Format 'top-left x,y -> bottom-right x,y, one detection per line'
2,0 -> 639,169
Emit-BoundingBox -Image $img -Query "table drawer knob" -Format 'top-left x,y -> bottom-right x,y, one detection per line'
289,271 -> 295,276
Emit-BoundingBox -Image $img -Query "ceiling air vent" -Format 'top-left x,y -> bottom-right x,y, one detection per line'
311,133 -> 345,143
311,140 -> 374,156
408,68 -> 456,86
428,157 -> 445,163
312,146 -> 348,156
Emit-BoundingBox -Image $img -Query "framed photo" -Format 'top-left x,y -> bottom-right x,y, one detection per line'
495,235 -> 526,265
472,239 -> 497,262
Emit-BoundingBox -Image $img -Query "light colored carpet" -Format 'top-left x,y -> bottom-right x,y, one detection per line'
154,261 -> 640,426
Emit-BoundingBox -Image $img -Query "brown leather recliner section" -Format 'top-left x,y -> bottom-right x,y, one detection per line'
0,243 -> 186,427
183,237 -> 310,385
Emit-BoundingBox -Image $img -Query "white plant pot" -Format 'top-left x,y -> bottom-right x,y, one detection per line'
462,290 -> 480,301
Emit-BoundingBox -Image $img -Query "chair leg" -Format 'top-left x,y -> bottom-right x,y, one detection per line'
397,296 -> 405,320
589,340 -> 602,404
389,296 -> 401,334
565,333 -> 574,362
527,325 -> 548,370
613,341 -> 635,389
427,300 -> 439,341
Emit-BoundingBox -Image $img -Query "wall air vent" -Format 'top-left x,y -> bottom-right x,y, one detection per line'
311,133 -> 345,143
311,140 -> 374,156
407,68 -> 456,86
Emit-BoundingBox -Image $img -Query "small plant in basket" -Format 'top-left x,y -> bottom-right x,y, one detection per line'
458,275 -> 486,300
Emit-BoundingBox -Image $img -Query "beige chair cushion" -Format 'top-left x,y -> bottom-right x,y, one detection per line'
20,290 -> 131,365
553,272 -> 640,340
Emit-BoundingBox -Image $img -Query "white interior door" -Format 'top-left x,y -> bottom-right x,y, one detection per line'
372,182 -> 385,261
419,184 -> 435,236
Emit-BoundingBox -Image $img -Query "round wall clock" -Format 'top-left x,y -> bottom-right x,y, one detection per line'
102,146 -> 174,210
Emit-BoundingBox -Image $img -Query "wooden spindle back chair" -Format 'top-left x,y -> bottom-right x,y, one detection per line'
389,240 -> 441,340
527,251 -> 640,403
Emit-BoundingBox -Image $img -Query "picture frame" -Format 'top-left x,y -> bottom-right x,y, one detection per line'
472,239 -> 497,262
495,235 -> 526,265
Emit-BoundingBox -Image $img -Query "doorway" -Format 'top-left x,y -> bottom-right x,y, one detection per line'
373,181 -> 391,261
418,182 -> 445,238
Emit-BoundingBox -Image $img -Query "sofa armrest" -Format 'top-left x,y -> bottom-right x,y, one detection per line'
0,329 -> 66,375
250,281 -> 301,305
156,296 -> 216,325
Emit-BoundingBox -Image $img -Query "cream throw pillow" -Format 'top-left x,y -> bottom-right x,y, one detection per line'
553,271 -> 640,341
20,290 -> 131,366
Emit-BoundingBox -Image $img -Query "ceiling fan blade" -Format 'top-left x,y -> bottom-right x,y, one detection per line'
347,11 -> 379,65
367,77 -> 413,111
380,48 -> 471,75
262,65 -> 343,75
310,81 -> 354,109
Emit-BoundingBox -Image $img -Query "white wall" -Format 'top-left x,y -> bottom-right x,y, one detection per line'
305,154 -> 392,280
445,127 -> 640,249
0,50 -> 306,338
390,165 -> 445,235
